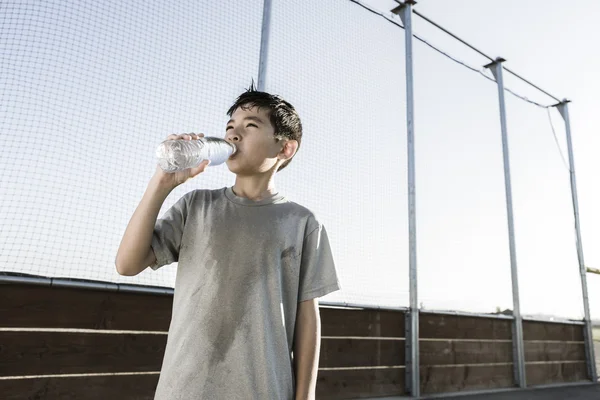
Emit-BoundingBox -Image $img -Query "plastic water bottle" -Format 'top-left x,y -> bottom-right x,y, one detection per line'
156,137 -> 237,173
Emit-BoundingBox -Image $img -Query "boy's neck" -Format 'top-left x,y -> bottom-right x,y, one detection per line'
232,174 -> 278,202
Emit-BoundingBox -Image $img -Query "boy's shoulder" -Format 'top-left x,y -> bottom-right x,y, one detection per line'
283,198 -> 317,217
280,199 -> 325,235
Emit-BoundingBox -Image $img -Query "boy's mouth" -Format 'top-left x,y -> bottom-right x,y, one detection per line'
228,143 -> 239,159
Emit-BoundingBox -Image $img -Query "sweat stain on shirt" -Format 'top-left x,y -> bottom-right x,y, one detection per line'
149,187 -> 341,400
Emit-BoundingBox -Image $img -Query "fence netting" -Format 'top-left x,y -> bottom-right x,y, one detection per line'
1,0 -> 265,288
266,0 -> 409,308
0,0 -> 591,317
504,80 -> 584,320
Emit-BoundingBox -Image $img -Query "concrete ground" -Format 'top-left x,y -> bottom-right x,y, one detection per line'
435,383 -> 600,399
364,383 -> 600,400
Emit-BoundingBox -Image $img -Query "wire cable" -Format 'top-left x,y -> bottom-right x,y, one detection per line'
410,31 -> 551,108
412,8 -> 495,63
349,0 -> 570,176
407,1 -> 562,103
350,0 -> 553,108
546,108 -> 572,172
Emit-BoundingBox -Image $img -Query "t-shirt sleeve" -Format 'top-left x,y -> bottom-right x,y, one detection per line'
298,224 -> 341,302
148,191 -> 192,271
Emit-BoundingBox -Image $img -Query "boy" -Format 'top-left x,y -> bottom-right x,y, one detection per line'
115,85 -> 341,400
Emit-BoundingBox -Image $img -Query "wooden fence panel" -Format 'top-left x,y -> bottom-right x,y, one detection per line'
0,284 -> 172,331
1,283 -> 593,399
319,338 -> 404,368
524,341 -> 586,363
420,314 -> 512,340
316,368 -> 405,400
523,321 -> 584,341
0,374 -> 159,400
0,331 -> 166,376
418,314 -> 514,394
526,361 -> 588,386
420,340 -> 512,365
317,307 -> 406,399
522,321 -> 588,386
320,308 -> 404,337
420,364 -> 514,395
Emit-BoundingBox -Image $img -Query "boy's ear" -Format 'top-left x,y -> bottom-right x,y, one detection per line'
278,139 -> 298,161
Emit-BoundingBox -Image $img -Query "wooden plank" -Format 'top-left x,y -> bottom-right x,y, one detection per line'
320,308 -> 404,337
526,361 -> 589,386
420,314 -> 512,340
0,374 -> 159,400
1,284 -> 408,337
0,284 -> 172,331
316,368 -> 405,399
525,341 -> 586,362
420,364 -> 514,394
319,338 -> 404,368
420,340 -> 512,365
0,370 -> 405,400
523,321 -> 584,341
0,331 -> 166,376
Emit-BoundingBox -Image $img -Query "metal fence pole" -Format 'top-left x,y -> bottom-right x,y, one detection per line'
485,57 -> 527,388
556,100 -> 598,382
395,1 -> 420,397
257,0 -> 272,91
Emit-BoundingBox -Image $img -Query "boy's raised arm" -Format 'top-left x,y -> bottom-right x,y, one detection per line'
115,172 -> 173,276
115,133 -> 209,276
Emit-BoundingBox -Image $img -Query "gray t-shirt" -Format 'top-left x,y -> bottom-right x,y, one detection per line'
150,186 -> 341,400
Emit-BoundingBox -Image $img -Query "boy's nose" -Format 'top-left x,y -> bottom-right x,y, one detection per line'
226,133 -> 241,143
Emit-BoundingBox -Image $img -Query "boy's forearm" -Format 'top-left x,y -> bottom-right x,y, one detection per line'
115,176 -> 172,275
293,299 -> 321,400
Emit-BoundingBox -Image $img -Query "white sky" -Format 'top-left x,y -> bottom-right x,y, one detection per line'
366,0 -> 600,319
1,0 -> 598,320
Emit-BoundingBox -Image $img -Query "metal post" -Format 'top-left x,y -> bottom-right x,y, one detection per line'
257,0 -> 272,91
394,1 -> 419,397
485,57 -> 526,388
556,100 -> 598,382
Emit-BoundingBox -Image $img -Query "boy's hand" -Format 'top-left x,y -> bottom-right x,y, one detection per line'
152,133 -> 210,190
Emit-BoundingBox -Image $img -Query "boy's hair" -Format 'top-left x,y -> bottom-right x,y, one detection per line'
227,82 -> 302,172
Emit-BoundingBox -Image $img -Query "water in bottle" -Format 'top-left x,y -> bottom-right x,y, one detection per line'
156,137 -> 237,173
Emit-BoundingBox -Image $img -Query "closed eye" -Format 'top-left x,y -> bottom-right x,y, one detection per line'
226,124 -> 257,130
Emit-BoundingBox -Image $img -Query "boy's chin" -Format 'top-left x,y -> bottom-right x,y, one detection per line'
225,159 -> 239,172
226,163 -> 270,177
226,160 -> 251,175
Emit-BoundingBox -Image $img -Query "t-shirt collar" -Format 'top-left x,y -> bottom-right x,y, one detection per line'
224,186 -> 286,206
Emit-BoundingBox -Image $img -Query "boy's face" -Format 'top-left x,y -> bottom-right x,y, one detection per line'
225,105 -> 283,175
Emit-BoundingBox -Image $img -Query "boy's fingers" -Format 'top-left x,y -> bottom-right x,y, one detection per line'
190,160 -> 210,177
165,132 -> 204,140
